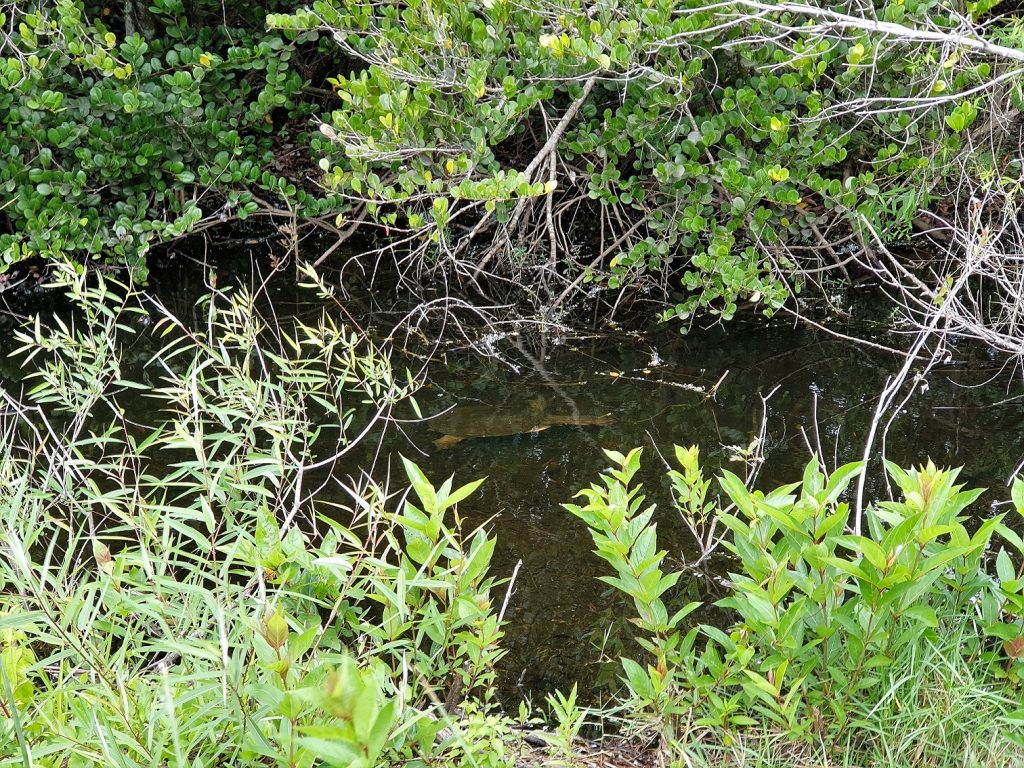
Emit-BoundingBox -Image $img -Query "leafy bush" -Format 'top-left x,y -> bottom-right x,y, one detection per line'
4,0 -> 1018,325
567,447 -> 1024,763
0,0 -> 333,280
271,0 -> 1013,321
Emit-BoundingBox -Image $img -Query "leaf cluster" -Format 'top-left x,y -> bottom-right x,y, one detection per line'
0,0 -> 325,280
569,447 -> 1024,759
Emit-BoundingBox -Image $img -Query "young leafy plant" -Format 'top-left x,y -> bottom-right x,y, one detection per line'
568,446 -> 1024,763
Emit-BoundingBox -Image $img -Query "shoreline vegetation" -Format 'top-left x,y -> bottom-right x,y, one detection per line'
0,269 -> 1021,767
2,0 -> 1024,765
1,1 -> 1023,334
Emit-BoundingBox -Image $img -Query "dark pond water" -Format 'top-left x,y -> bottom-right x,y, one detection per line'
4,250 -> 1024,707
369,312 -> 1024,705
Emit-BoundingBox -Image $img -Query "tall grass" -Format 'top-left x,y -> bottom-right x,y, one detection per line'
0,267 -> 509,766
678,625 -> 1024,767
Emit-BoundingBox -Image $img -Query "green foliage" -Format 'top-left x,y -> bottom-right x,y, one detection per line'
0,268 -> 510,765
3,262 -> 1024,766
542,684 -> 587,764
568,447 -> 1024,761
565,448 -> 700,724
0,0 -> 325,279
271,0 -> 1015,322
3,0 -> 1017,324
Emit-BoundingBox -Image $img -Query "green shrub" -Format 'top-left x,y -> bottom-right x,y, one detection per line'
567,447 -> 1024,763
271,0 -> 1012,321
0,0 -> 329,280
4,0 -> 1016,324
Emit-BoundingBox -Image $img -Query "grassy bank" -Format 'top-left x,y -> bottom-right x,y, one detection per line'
1,272 -> 1022,766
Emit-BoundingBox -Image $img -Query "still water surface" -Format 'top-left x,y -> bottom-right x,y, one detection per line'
373,314 -> 1024,702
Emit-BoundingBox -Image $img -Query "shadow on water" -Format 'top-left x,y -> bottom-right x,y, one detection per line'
3,246 -> 1024,706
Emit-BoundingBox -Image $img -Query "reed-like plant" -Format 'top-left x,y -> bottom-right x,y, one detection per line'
0,267 -> 506,767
